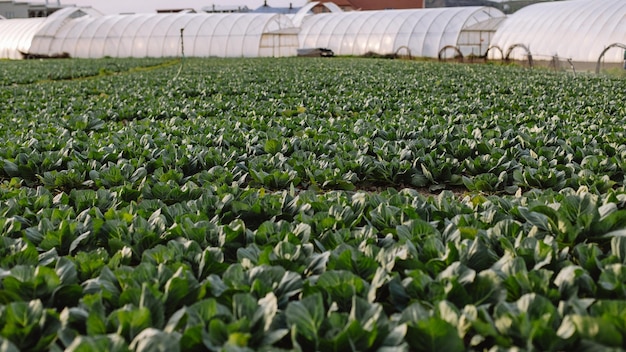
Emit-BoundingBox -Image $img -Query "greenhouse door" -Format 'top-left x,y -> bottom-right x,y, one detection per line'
260,32 -> 298,57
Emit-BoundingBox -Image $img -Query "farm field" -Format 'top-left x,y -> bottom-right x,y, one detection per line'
1,57 -> 626,351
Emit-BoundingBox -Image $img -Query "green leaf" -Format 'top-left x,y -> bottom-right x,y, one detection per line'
51,284 -> 83,309
65,335 -> 130,352
129,328 -> 181,352
553,265 -> 596,299
315,270 -> 366,310
380,323 -> 407,348
199,247 -> 228,279
436,262 -> 476,286
0,337 -> 20,352
465,270 -> 502,305
396,219 -> 438,242
70,231 -> 92,255
572,243 -> 604,274
106,306 -> 153,341
56,257 -> 78,285
227,332 -> 251,348
602,229 -> 626,239
610,236 -> 626,264
254,292 -> 278,333
405,318 -> 464,352
85,302 -> 107,335
492,293 -> 561,350
517,207 -> 551,233
139,283 -> 165,330
559,194 -> 598,231
3,160 -> 19,177
179,325 -> 204,351
350,296 -> 383,332
264,139 -> 281,154
598,264 -> 626,293
206,319 -> 229,348
0,237 -> 38,269
0,300 -> 60,351
3,265 -> 61,301
222,264 -> 249,291
461,236 -> 499,272
304,252 -> 330,276
164,268 -> 199,315
558,315 -> 623,347
188,298 -> 232,324
233,293 -> 258,322
286,293 -> 325,347
400,301 -> 430,324
592,210 -> 626,236
589,300 -> 626,318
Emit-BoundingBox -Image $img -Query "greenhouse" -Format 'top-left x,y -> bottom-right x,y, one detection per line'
297,6 -> 505,58
0,16 -> 48,59
490,0 -> 626,63
0,4 -> 504,60
2,7 -> 299,59
0,0 -> 624,62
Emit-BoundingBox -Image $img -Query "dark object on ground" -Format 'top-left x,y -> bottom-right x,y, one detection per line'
20,51 -> 71,59
362,51 -> 399,59
297,48 -> 334,57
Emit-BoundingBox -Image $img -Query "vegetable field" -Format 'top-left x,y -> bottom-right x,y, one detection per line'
1,57 -> 626,351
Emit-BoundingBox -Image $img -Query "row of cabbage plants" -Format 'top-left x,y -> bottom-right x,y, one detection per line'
1,57 -> 626,351
0,58 -> 173,85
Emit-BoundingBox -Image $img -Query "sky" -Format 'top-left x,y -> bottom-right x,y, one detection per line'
61,0 -> 309,14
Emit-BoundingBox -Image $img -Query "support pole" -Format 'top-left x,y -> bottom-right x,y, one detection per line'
180,28 -> 185,58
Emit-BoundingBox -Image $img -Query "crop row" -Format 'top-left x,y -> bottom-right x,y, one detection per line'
1,57 -> 626,351
2,183 -> 626,351
0,58 -> 173,86
1,59 -> 626,195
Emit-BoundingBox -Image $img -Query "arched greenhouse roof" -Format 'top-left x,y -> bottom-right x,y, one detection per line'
298,6 -> 505,58
0,18 -> 47,59
490,0 -> 626,63
29,10 -> 297,58
0,7 -> 298,59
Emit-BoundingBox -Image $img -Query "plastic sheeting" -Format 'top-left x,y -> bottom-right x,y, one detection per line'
298,7 -> 504,58
35,13 -> 296,58
490,0 -> 626,63
0,7 -> 298,59
0,17 -> 46,59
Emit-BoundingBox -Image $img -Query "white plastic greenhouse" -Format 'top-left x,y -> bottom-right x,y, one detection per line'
2,7 -> 299,59
0,0 -> 624,63
0,17 -> 47,59
298,7 -> 505,58
0,4 -> 504,60
490,0 -> 626,63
